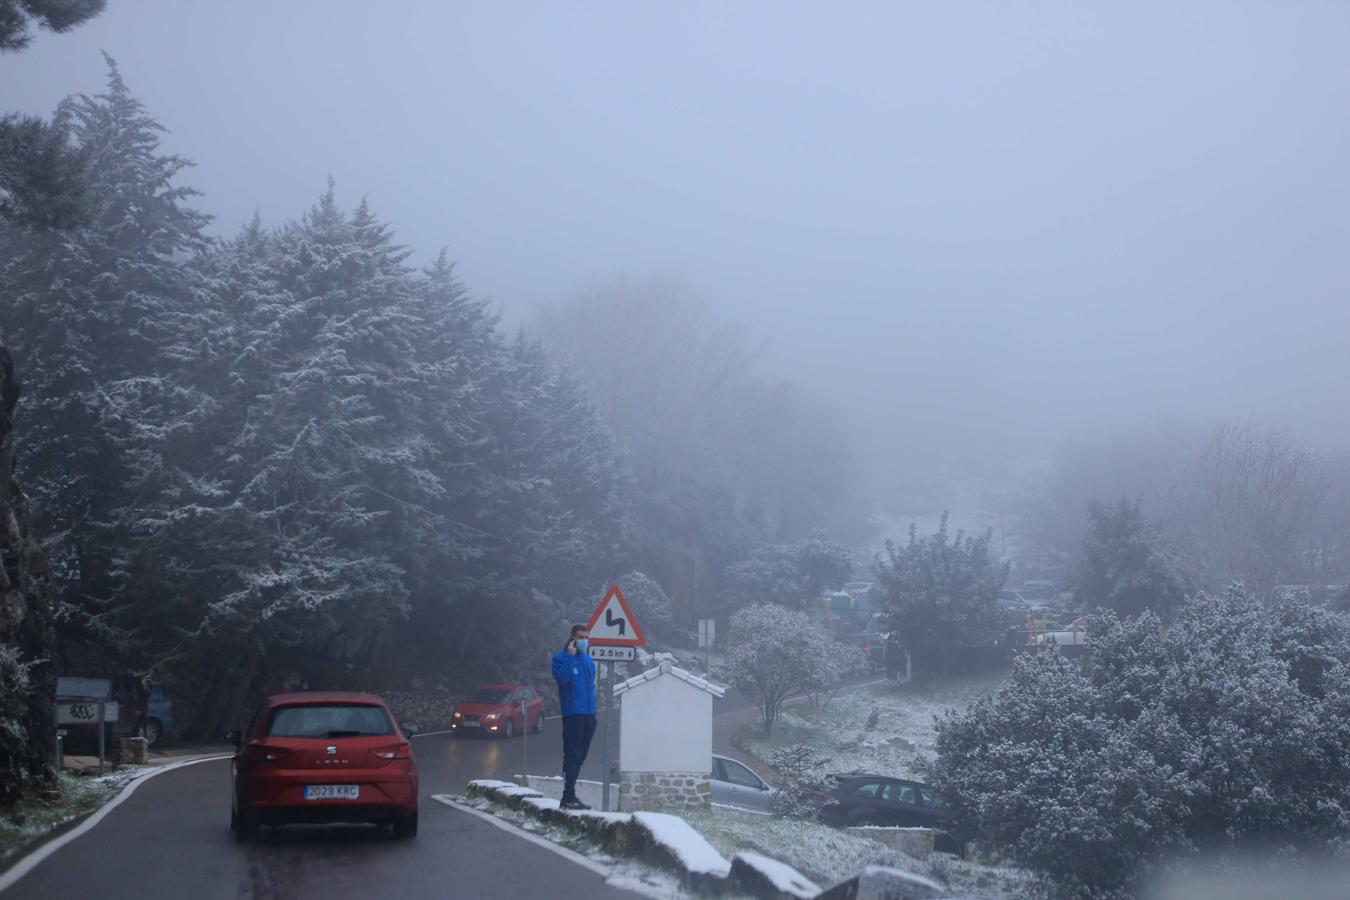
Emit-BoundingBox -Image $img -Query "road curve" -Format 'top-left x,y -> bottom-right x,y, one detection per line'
4,674 -> 881,898
4,711 -> 630,900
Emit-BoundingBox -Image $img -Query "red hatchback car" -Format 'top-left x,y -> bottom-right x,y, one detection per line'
228,692 -> 418,841
450,683 -> 544,738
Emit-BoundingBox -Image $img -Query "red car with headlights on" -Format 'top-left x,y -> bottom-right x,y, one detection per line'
228,692 -> 417,841
450,683 -> 544,738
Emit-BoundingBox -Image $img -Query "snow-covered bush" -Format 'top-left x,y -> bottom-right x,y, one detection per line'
727,604 -> 856,733
766,745 -> 833,819
871,513 -> 1007,648
803,637 -> 868,709
929,587 -> 1350,897
718,531 -> 853,611
605,571 -> 673,629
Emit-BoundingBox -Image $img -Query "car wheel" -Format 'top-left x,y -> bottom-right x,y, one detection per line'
139,718 -> 162,746
231,806 -> 257,843
531,716 -> 543,734
504,719 -> 515,739
392,811 -> 418,839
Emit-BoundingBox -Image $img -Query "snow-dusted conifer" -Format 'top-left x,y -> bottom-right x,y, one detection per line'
0,57 -> 209,649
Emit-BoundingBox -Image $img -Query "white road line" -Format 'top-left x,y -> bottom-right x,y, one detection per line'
0,754 -> 232,895
430,794 -> 611,877
410,729 -> 452,738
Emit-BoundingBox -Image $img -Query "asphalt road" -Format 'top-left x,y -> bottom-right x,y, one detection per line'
5,710 -> 631,900
4,673 -> 881,899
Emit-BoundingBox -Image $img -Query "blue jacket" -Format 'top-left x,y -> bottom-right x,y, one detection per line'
551,644 -> 597,717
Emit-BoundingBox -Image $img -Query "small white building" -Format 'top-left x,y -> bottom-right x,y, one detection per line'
614,657 -> 726,809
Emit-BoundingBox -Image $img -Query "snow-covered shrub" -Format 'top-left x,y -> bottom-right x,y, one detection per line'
605,571 -> 673,629
804,638 -> 868,709
864,707 -> 880,732
727,604 -> 850,734
929,587 -> 1350,897
766,745 -> 833,819
872,513 -> 1007,648
718,531 -> 853,611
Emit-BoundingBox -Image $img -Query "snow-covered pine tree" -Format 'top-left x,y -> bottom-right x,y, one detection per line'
146,190 -> 448,735
0,57 -> 209,659
428,332 -> 630,676
0,347 -> 58,804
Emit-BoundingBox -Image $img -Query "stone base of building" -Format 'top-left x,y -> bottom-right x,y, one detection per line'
620,771 -> 710,811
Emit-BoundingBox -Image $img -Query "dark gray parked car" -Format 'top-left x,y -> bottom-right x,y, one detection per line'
816,773 -> 966,853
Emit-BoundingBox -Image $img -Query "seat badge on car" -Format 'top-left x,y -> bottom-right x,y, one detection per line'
326,745 -> 337,755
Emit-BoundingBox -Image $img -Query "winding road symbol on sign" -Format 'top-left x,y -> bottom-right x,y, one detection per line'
585,584 -> 646,647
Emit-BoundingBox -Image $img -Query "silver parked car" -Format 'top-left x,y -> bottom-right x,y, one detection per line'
710,754 -> 776,812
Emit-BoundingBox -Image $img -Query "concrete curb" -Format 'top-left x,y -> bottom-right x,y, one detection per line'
464,779 -> 819,899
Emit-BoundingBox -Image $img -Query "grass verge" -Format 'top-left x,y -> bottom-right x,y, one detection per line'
0,769 -> 142,869
681,807 -> 1034,898
738,669 -> 1010,781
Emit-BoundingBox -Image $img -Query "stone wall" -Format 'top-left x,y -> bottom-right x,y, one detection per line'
620,771 -> 710,811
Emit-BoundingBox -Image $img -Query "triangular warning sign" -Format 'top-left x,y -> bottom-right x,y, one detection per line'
584,584 -> 646,647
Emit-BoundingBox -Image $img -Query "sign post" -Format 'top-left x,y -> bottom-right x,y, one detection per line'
698,618 -> 716,674
584,584 -> 646,811
521,698 -> 528,778
97,701 -> 106,775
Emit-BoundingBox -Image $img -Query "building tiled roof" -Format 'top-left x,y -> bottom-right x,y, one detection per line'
613,658 -> 727,698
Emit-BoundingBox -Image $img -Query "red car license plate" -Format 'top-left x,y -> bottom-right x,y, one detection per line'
304,784 -> 359,800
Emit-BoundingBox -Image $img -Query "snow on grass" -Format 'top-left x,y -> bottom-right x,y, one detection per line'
0,769 -> 143,862
679,808 -> 1035,899
461,792 -> 699,900
739,669 -> 1009,780
706,669 -> 1037,898
680,807 -> 919,887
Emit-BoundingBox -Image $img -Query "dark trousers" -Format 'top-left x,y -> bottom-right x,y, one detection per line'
561,713 -> 597,802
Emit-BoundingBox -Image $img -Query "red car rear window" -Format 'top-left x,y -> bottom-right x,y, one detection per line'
267,704 -> 393,738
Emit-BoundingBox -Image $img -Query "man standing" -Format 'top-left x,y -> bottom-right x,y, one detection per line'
551,624 -> 597,810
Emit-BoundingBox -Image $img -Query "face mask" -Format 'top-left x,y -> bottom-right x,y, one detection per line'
575,639 -> 589,653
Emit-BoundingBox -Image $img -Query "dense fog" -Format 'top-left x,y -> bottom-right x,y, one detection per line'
9,0 -> 1347,509
5,4 -> 1350,896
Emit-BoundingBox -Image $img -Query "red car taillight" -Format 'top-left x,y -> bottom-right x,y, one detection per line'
371,743 -> 412,760
246,744 -> 291,763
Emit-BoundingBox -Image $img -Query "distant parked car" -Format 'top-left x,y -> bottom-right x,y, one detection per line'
816,773 -> 965,853
56,674 -> 172,748
1034,618 -> 1090,645
228,691 -> 417,840
710,754 -> 776,812
450,684 -> 544,738
1018,580 -> 1058,601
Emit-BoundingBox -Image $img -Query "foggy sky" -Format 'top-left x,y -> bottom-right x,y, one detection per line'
6,0 -> 1350,486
